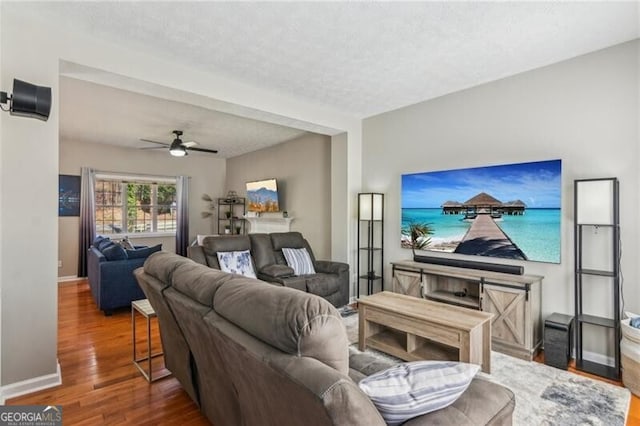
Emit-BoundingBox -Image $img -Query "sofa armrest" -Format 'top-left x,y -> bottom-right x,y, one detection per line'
89,246 -> 106,262
259,264 -> 295,279
187,245 -> 208,266
314,260 -> 349,275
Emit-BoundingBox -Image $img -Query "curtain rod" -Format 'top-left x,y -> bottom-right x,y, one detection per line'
93,169 -> 191,183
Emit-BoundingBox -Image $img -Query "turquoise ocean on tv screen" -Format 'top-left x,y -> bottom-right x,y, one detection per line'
401,208 -> 561,263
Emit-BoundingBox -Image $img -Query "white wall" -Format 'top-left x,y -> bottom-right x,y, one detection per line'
362,40 -> 639,360
0,6 -> 360,390
59,139 -> 226,277
331,133 -> 349,263
225,133 -> 332,259
0,18 -> 59,386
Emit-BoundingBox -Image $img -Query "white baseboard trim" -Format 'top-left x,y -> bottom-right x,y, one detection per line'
582,349 -> 615,367
0,361 -> 62,404
57,275 -> 79,283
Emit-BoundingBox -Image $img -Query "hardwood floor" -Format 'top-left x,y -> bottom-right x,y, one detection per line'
7,280 -> 208,425
7,280 -> 640,425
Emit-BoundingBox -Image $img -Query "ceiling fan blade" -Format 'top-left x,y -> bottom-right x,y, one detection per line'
187,146 -> 219,154
140,138 -> 170,146
182,141 -> 198,148
139,146 -> 166,150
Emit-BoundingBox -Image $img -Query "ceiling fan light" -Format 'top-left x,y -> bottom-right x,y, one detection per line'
169,139 -> 187,157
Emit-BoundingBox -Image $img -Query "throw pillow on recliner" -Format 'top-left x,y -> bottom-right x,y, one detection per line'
282,247 -> 316,276
217,250 -> 257,278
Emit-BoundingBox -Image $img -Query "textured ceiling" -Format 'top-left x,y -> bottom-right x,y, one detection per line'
6,1 -> 640,158
16,1 -> 639,118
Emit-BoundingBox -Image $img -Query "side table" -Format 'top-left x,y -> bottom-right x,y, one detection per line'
132,299 -> 171,382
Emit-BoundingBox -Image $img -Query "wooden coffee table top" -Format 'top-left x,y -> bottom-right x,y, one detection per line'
358,291 -> 492,331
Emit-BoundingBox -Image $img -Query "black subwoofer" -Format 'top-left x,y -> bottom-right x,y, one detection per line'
544,313 -> 574,370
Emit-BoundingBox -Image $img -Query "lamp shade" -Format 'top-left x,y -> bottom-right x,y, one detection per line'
359,193 -> 384,221
575,178 -> 617,225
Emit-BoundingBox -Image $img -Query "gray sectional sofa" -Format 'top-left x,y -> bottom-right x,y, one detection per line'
188,232 -> 349,307
134,252 -> 515,426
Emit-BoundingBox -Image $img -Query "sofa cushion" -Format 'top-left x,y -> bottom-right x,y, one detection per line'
171,261 -> 235,307
270,232 -> 317,266
283,247 -> 316,276
359,361 -> 480,426
102,243 -> 128,261
270,232 -> 306,250
260,264 -> 294,279
144,251 -> 192,285
305,274 -> 340,297
214,279 -> 349,375
248,233 -> 277,269
402,378 -> 515,426
93,235 -> 108,247
127,244 -> 162,259
97,239 -> 114,252
203,235 -> 251,253
217,250 -> 257,278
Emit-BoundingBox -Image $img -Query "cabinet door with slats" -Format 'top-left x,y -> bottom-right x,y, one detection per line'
392,269 -> 423,298
482,284 -> 529,354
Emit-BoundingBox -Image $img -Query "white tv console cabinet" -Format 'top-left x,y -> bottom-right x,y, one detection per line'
390,260 -> 543,361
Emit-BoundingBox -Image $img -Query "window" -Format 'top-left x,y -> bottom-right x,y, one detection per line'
95,175 -> 177,236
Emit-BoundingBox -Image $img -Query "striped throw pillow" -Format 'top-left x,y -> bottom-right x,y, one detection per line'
282,247 -> 316,276
358,361 -> 479,425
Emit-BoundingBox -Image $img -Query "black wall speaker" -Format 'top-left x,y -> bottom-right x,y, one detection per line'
413,255 -> 524,275
9,79 -> 52,121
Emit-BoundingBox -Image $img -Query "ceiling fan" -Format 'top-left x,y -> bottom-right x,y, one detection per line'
140,130 -> 218,157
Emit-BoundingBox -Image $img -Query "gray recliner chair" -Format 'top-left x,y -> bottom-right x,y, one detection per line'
250,232 -> 349,308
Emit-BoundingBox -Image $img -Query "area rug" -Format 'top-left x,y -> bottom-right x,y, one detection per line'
342,313 -> 631,426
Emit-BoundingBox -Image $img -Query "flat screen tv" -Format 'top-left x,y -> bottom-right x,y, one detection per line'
401,159 -> 561,264
246,178 -> 280,212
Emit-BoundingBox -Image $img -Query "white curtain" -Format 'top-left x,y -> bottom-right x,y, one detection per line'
78,167 -> 96,277
176,176 -> 189,256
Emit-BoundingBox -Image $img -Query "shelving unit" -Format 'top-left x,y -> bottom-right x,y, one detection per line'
574,177 -> 620,380
218,197 -> 246,235
357,193 -> 384,298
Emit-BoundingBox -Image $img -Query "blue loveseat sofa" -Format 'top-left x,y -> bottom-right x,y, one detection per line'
88,236 -> 162,315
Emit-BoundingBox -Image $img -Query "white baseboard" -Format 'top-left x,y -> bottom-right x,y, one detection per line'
57,275 -> 79,283
0,361 -> 62,404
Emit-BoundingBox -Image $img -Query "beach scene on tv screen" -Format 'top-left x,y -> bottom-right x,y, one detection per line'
401,159 -> 561,264
246,179 -> 280,212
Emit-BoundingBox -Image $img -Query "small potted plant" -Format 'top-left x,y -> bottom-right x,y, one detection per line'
224,225 -> 231,234
401,221 -> 434,259
235,225 -> 242,235
225,211 -> 232,219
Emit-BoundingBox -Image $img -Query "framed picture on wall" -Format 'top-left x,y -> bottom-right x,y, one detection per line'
59,174 -> 81,216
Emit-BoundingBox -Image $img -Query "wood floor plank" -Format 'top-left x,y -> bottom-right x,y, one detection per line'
5,279 -> 639,425
6,280 -> 208,426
